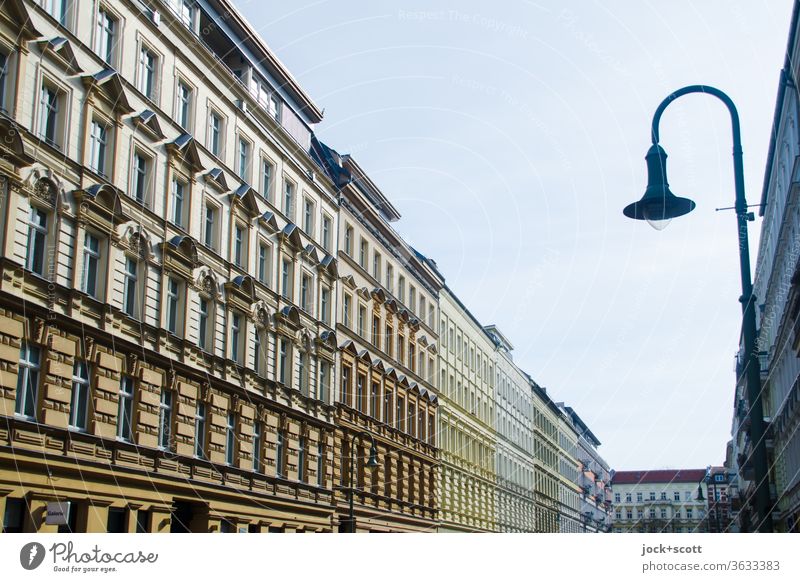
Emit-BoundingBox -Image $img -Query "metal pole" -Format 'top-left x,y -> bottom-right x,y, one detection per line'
348,434 -> 356,533
651,85 -> 773,533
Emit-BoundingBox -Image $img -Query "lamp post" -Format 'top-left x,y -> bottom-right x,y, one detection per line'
623,85 -> 773,532
342,430 -> 379,533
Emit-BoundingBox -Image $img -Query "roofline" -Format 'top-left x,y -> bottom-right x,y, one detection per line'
210,0 -> 324,123
563,405 -> 602,447
484,324 -> 514,351
342,155 -> 402,222
442,285 -> 497,347
759,0 -> 800,215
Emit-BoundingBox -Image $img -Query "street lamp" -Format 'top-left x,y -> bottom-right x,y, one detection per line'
623,85 -> 773,532
342,430 -> 379,533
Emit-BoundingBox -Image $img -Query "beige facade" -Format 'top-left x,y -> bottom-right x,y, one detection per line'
437,287 -> 497,531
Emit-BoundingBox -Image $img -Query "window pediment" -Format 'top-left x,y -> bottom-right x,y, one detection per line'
166,133 -> 204,173
75,184 -> 126,230
319,254 -> 338,278
133,110 -> 164,140
225,275 -> 256,311
278,222 -> 302,249
259,211 -> 279,233
0,117 -> 34,167
2,0 -> 40,40
205,168 -> 229,192
82,69 -> 133,114
231,184 -> 260,218
37,37 -> 82,74
162,235 -> 199,278
340,274 -> 357,290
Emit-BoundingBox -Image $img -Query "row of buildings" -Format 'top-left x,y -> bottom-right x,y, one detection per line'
0,0 -> 611,532
727,0 -> 800,533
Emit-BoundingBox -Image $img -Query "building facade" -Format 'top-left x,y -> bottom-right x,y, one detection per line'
744,0 -> 800,533
0,0 -> 342,532
437,287 -> 498,531
703,466 -> 734,533
611,470 -> 708,533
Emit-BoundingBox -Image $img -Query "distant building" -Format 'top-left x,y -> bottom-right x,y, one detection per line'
611,470 -> 707,533
703,466 -> 734,533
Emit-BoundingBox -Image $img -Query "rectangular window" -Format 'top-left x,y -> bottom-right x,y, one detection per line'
383,387 -> 392,426
278,339 -> 290,385
94,8 -> 116,65
39,82 -> 62,148
320,287 -> 330,324
252,422 -> 262,472
261,159 -> 273,201
69,361 -> 90,430
341,365 -> 351,407
318,361 -> 329,402
386,264 -> 393,293
343,293 -> 352,328
385,324 -> 393,357
674,492 -> 680,501
283,180 -> 294,219
409,286 -> 416,312
373,252 -> 381,281
89,119 -> 108,176
171,178 -> 187,228
208,110 -> 223,158
194,402 -> 206,458
165,277 -> 181,336
321,214 -> 332,252
372,315 -> 380,349
370,382 -> 379,419
0,50 -> 9,112
225,412 -> 235,465
356,374 -> 365,413
158,389 -> 172,450
276,429 -> 285,478
269,94 -> 281,122
15,343 -> 40,418
198,298 -> 211,351
233,224 -> 245,267
281,259 -> 292,299
344,224 -> 353,255
359,238 -> 368,269
238,137 -> 251,181
257,242 -> 271,286
317,443 -> 324,486
82,232 -> 102,298
303,198 -> 314,234
358,305 -> 366,337
132,152 -> 151,205
398,276 -> 405,302
300,273 -> 311,312
397,395 -> 405,432
203,202 -> 218,250
137,46 -> 157,100
253,329 -> 264,376
298,436 -> 306,482
298,352 -> 307,395
230,312 -> 242,363
25,206 -> 47,276
122,257 -> 139,317
117,376 -> 134,441
176,80 -> 192,130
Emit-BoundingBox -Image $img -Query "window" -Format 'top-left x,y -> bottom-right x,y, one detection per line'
230,312 -> 243,364
320,286 -> 330,325
3,498 -> 25,533
383,387 -> 392,426
253,328 -> 265,375
237,137 -> 251,181
15,343 -> 40,418
674,491 -> 680,501
636,492 -> 643,502
69,361 -> 90,430
198,297 -> 213,351
194,402 -> 206,458
82,232 -> 102,299
370,382 -> 379,418
385,324 -> 393,357
300,273 -> 312,312
318,361 -> 329,402
131,151 -> 152,205
225,412 -> 236,465
137,45 -> 158,100
397,395 -> 405,432
208,110 -> 223,158
386,264 -> 393,292
257,242 -> 271,286
261,159 -> 274,201
303,198 -> 314,234
89,119 -> 109,176
372,315 -> 380,349
686,508 -> 693,519
276,429 -> 285,478
614,493 -> 621,503
171,178 -> 188,228
252,423 -> 262,472
233,223 -> 246,268
283,180 -> 294,219
176,80 -> 192,130
359,238 -> 368,269
626,493 -> 632,503
298,352 -> 308,395
122,257 -> 140,318
409,286 -> 416,312
94,7 -> 116,65
39,82 -> 62,148
0,49 -> 9,111
203,202 -> 218,250
344,224 -> 353,255
158,389 -> 173,450
343,293 -> 352,328
372,252 -> 382,281
281,258 -> 292,299
661,491 -> 667,501
358,305 -> 366,337
356,374 -> 365,413
165,277 -> 182,336
297,436 -> 306,482
117,377 -> 134,441
321,214 -> 332,252
169,0 -> 194,27
25,207 -> 48,276
341,365 -> 351,407
317,443 -> 324,486
649,492 -> 655,501
269,94 -> 281,122
278,339 -> 290,385
398,275 -> 405,302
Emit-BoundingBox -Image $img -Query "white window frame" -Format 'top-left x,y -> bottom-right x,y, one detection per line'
69,361 -> 90,431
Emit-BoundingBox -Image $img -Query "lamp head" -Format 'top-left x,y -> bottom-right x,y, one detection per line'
695,483 -> 706,502
623,144 -> 696,230
366,443 -> 379,469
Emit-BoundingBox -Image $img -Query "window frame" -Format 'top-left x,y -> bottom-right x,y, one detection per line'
14,343 -> 41,419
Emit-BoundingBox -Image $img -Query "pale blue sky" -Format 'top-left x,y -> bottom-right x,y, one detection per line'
236,1 -> 793,470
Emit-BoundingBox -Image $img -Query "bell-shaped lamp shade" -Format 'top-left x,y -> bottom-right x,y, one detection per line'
695,483 -> 705,502
366,443 -> 379,469
623,144 -> 696,230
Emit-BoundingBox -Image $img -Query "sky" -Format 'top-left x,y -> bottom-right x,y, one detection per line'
234,0 -> 793,470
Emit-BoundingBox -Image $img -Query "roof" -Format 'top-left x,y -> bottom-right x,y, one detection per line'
612,469 -> 706,486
